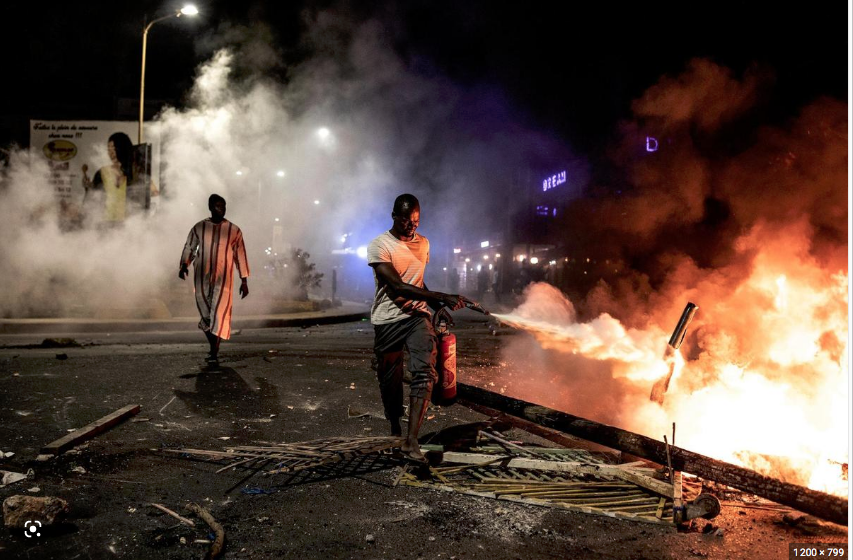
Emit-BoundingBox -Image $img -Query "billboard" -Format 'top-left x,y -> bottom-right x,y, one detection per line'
30,120 -> 160,226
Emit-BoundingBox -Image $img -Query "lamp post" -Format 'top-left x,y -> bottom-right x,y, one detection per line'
138,4 -> 198,144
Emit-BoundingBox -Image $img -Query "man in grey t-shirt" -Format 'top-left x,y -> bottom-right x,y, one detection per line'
367,194 -> 469,462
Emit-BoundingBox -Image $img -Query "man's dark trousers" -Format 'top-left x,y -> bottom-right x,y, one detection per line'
374,315 -> 437,421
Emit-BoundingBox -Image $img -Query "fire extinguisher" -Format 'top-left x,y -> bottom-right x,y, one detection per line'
432,308 -> 458,406
431,300 -> 489,406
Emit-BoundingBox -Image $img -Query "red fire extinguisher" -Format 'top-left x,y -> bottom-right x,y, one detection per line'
432,309 -> 458,406
431,300 -> 488,406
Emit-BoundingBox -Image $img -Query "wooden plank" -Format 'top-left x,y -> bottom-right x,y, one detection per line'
656,497 -> 666,519
41,404 -> 140,455
673,471 -> 683,502
672,470 -> 684,523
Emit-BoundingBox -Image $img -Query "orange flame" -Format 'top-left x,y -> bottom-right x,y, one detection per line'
496,221 -> 848,496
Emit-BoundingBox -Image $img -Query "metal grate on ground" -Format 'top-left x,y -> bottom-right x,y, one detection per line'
398,454 -> 676,526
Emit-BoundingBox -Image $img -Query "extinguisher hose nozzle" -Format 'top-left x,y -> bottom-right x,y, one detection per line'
465,301 -> 490,315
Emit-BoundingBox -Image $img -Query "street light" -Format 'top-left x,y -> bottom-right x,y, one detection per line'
138,4 -> 199,143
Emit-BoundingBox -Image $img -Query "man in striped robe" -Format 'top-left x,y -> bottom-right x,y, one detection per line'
179,194 -> 250,361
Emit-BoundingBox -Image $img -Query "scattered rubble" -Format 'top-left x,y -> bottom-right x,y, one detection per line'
0,471 -> 27,487
40,338 -> 81,348
346,406 -> 370,419
3,495 -> 69,528
778,513 -> 839,535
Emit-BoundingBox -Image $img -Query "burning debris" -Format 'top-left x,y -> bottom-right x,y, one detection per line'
397,453 -> 682,526
163,422 -> 731,528
490,272 -> 848,501
456,383 -> 848,526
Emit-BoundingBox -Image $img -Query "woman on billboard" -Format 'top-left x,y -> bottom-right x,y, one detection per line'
81,132 -> 133,224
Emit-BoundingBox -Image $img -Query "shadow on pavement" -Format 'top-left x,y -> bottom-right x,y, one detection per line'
173,365 -> 282,419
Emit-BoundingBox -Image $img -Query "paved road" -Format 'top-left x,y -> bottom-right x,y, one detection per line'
0,315 -> 846,559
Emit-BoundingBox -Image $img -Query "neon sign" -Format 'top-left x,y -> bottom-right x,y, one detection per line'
542,170 -> 567,192
645,136 -> 658,152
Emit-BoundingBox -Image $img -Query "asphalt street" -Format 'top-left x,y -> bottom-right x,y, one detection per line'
0,315 -> 847,559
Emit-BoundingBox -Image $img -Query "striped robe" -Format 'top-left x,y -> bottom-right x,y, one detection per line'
180,218 -> 250,340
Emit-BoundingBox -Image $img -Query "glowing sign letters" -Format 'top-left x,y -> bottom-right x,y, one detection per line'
646,136 -> 658,152
542,170 -> 567,192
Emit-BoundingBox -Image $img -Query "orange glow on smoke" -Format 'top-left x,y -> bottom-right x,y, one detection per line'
495,222 -> 848,497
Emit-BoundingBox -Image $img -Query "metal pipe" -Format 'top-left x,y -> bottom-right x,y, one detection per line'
668,302 -> 698,349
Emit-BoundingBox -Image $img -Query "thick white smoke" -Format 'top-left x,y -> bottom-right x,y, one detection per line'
0,12 -> 577,318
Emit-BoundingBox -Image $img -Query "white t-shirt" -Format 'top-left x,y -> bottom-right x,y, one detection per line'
367,230 -> 431,324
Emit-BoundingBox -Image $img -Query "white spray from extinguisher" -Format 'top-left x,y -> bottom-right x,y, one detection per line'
431,300 -> 489,406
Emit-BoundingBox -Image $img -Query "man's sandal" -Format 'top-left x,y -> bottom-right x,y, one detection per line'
398,448 -> 428,464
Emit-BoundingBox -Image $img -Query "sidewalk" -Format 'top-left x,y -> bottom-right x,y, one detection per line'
0,301 -> 370,335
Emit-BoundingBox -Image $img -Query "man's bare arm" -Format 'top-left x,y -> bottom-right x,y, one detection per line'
372,262 -> 466,311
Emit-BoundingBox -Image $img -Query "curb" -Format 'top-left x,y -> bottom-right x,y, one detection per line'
0,311 -> 370,335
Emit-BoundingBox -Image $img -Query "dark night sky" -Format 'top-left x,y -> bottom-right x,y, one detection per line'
1,1 -> 848,153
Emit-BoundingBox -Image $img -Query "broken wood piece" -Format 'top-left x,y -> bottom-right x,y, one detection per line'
41,404 -> 141,456
149,503 -> 195,527
185,502 -> 224,559
215,457 -> 260,474
429,468 -> 450,484
673,471 -> 683,504
392,464 -> 410,487
721,502 -> 792,512
478,430 -> 540,458
663,435 -> 674,484
656,497 -> 666,519
434,457 -> 506,475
